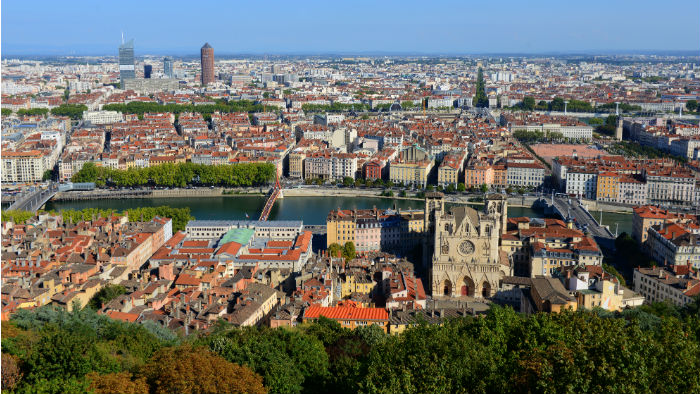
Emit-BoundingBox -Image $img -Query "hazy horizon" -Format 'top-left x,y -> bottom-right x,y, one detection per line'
2,0 -> 699,57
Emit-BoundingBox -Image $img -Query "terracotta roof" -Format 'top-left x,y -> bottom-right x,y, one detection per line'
105,310 -> 139,322
304,306 -> 388,321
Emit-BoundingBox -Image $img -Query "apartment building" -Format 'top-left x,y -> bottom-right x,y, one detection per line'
634,266 -> 700,307
326,207 -> 425,253
646,221 -> 700,268
502,217 -> 603,277
2,150 -> 45,182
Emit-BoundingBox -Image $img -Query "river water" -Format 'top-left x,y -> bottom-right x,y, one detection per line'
43,195 -> 634,235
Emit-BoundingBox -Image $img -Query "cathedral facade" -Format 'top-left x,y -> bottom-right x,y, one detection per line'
426,193 -> 511,299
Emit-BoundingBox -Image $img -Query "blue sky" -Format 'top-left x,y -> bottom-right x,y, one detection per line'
2,0 -> 699,55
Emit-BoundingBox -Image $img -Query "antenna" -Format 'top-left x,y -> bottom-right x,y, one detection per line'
121,31 -> 124,44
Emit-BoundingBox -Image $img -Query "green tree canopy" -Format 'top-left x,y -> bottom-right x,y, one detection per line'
473,68 -> 489,108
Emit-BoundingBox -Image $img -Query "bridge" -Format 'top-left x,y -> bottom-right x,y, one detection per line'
7,183 -> 59,212
544,195 -> 616,251
258,176 -> 282,221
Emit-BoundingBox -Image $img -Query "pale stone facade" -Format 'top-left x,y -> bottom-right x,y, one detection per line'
428,194 -> 511,299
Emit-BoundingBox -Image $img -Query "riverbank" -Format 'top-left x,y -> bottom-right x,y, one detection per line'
51,186 -> 634,215
43,194 -> 635,235
52,187 -> 266,201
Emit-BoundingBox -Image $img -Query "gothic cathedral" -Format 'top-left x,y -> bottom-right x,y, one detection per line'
425,193 -> 511,299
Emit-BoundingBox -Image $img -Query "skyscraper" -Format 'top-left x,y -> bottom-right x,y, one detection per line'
144,64 -> 152,79
200,43 -> 215,86
163,57 -> 173,78
118,39 -> 135,86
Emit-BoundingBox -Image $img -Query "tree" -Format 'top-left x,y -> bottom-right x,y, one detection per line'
521,96 -> 535,111
328,243 -> 343,258
1,108 -> 12,117
1,210 -> 34,224
2,353 -> 22,391
480,184 -> 489,193
457,183 -> 466,192
42,169 -> 54,181
17,108 -> 49,117
51,104 -> 88,120
204,327 -> 328,394
445,184 -> 456,193
342,242 -> 356,260
686,100 -> 698,112
342,177 -> 354,187
86,372 -> 148,394
141,345 -> 267,394
88,285 -> 127,310
550,97 -> 565,111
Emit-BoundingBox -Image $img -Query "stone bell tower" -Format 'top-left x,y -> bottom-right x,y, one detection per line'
485,193 -> 508,235
423,192 -> 445,268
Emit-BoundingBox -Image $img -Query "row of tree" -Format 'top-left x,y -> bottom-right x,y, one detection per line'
0,206 -> 194,233
3,302 -> 699,394
41,206 -> 194,232
512,97 -> 642,113
102,100 -> 265,120
72,162 -> 276,188
301,102 -> 371,113
473,68 -> 489,108
606,141 -> 688,163
513,129 -> 565,143
1,104 -> 88,119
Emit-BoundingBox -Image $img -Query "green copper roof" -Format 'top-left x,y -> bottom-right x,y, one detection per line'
219,227 -> 254,247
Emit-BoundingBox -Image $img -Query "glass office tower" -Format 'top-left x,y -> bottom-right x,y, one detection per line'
163,57 -> 173,78
119,39 -> 135,85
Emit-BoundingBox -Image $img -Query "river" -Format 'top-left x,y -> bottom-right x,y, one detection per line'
43,195 -> 634,235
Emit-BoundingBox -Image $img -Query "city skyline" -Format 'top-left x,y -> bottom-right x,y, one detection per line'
2,0 -> 699,56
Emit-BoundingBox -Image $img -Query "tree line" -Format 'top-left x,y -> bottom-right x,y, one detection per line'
511,96 -> 642,113
102,100 -> 265,121
301,102 -> 371,113
71,162 -> 276,188
3,302 -> 699,394
513,129 -> 564,143
46,206 -> 194,232
2,104 -> 88,119
2,206 -> 195,233
473,68 -> 489,108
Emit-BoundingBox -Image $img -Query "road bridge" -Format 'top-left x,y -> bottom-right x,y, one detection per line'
545,195 -> 616,251
7,183 -> 59,212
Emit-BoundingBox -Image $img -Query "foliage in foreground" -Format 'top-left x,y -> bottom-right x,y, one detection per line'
3,302 -> 700,394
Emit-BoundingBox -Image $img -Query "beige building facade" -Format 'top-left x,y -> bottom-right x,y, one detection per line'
429,194 -> 511,299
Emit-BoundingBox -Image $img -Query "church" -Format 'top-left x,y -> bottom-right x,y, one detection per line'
425,193 -> 512,299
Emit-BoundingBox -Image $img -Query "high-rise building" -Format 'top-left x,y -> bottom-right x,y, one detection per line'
200,43 -> 215,85
144,64 -> 152,79
118,39 -> 135,85
163,57 -> 173,78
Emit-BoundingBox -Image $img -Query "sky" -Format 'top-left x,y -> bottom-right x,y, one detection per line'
2,0 -> 699,56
